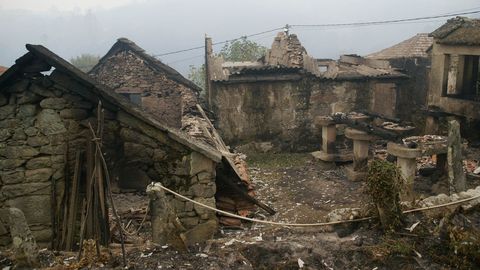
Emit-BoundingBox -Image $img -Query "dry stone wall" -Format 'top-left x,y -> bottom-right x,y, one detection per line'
210,77 -> 375,151
0,68 -> 217,246
90,50 -> 198,129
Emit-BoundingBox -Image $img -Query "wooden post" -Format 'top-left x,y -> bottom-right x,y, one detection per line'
205,35 -> 213,109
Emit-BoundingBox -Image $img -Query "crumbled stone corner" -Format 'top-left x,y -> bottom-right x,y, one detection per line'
411,185 -> 480,210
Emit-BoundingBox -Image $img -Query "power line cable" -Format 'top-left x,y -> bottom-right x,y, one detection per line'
152,9 -> 480,58
153,26 -> 284,57
290,10 -> 480,28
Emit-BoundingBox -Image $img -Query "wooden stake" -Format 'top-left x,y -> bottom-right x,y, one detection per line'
65,151 -> 82,250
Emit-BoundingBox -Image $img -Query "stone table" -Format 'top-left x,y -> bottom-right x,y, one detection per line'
344,128 -> 376,181
387,135 -> 447,200
311,116 -> 352,162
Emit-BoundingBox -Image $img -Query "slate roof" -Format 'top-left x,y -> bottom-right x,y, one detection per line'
430,16 -> 480,46
0,44 -> 222,162
90,38 -> 203,94
366,33 -> 433,59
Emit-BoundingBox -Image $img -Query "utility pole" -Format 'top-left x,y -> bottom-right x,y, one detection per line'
204,34 -> 213,109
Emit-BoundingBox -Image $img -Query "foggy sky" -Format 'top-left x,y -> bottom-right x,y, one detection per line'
0,0 -> 479,75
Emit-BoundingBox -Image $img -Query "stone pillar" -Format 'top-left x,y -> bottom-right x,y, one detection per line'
447,120 -> 466,193
3,208 -> 40,268
146,183 -> 187,250
425,115 -> 439,134
387,142 -> 422,201
344,128 -> 374,181
311,116 -> 352,162
322,124 -> 336,154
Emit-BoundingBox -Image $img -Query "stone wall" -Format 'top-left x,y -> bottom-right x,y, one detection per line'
210,77 -> 393,152
388,57 -> 430,126
0,68 -> 217,246
89,50 -> 198,129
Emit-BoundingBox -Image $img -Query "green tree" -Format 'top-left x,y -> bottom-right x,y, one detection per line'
188,37 -> 267,94
219,36 -> 267,62
70,54 -> 100,72
187,64 -> 206,91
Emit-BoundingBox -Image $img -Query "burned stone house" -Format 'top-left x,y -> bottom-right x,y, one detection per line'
0,44 -> 226,247
89,38 -> 202,131
89,38 -> 259,227
205,32 -> 407,151
367,33 -> 433,123
426,17 -> 480,138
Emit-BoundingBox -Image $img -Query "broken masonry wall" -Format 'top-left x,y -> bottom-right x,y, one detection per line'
89,50 -> 198,129
428,43 -> 480,120
210,77 -> 381,152
427,42 -> 480,137
0,69 -> 217,247
387,57 -> 430,127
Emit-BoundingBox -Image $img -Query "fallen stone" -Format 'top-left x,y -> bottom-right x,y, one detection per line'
146,183 -> 187,250
184,219 -> 218,246
7,208 -> 40,268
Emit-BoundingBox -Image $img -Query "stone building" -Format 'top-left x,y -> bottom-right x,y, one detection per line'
0,44 -> 222,246
206,32 -> 407,151
426,17 -> 480,137
90,38 -> 258,227
367,33 -> 433,124
89,38 -> 202,130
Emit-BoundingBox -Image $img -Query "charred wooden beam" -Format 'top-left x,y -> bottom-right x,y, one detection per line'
217,157 -> 276,215
331,114 -> 400,142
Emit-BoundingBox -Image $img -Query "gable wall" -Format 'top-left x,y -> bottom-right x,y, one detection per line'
90,51 -> 198,129
0,68 -> 216,247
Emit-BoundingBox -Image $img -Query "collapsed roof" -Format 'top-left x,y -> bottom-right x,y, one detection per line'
0,44 -> 222,162
90,38 -> 203,95
430,16 -> 480,46
207,32 -> 406,82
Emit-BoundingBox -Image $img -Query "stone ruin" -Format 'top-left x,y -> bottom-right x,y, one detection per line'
0,44 -> 233,250
312,111 -> 468,201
